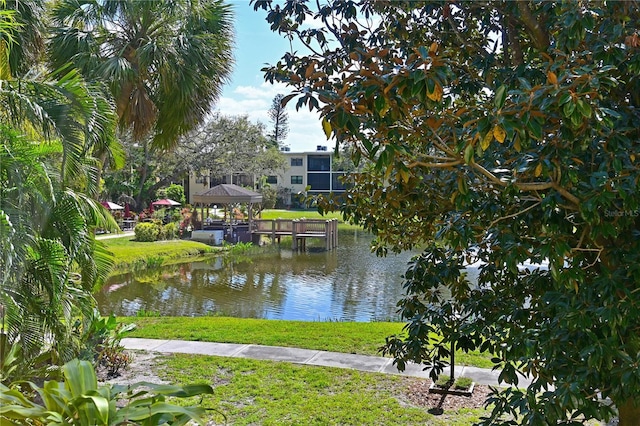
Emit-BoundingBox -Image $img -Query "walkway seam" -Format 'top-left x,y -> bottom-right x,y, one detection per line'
378,357 -> 394,374
230,344 -> 251,357
304,350 -> 323,366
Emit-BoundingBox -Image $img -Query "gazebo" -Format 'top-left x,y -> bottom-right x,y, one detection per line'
192,184 -> 263,241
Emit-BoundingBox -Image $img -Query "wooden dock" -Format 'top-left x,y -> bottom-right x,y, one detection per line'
252,219 -> 338,251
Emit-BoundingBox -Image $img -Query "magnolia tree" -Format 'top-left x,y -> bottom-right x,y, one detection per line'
253,1 -> 640,424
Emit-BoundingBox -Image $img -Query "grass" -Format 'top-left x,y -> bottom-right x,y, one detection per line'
259,209 -> 363,230
156,353 -> 489,425
454,376 -> 474,390
121,316 -> 495,369
260,209 -> 343,220
101,237 -> 219,272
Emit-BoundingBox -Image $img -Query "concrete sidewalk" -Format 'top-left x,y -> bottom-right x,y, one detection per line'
121,338 -> 532,388
96,231 -> 135,240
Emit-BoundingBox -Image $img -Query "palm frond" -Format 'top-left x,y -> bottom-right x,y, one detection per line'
0,209 -> 15,287
0,64 -> 117,187
48,0 -> 234,149
1,0 -> 45,76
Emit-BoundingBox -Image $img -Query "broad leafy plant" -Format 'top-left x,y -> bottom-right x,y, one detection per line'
0,359 -> 215,425
74,310 -> 136,378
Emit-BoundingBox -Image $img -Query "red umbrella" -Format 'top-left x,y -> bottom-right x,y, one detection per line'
124,203 -> 131,218
152,198 -> 181,207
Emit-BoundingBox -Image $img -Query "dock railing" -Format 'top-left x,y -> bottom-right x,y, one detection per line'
252,218 -> 338,250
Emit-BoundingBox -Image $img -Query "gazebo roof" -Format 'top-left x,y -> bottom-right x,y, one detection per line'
193,184 -> 263,204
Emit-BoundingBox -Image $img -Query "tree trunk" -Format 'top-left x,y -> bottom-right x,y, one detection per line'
617,398 -> 640,426
450,340 -> 455,381
135,140 -> 150,208
95,150 -> 109,196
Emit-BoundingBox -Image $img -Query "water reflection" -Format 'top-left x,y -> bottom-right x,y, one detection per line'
96,230 -> 418,322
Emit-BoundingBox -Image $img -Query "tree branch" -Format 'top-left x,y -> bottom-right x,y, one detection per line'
408,160 -> 464,169
489,201 -> 541,228
506,16 -> 523,66
427,128 -> 459,158
516,2 -> 550,51
552,182 -> 581,206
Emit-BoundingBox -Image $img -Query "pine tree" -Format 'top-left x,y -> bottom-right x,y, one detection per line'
267,94 -> 289,148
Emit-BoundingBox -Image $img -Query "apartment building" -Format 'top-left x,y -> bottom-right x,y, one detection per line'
278,146 -> 347,207
187,145 -> 347,207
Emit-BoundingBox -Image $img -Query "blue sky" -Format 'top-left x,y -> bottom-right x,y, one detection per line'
217,0 -> 330,152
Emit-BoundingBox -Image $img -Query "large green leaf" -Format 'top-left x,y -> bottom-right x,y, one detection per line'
63,359 -> 98,397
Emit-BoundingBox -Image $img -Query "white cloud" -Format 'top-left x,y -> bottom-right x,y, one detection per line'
234,81 -> 286,99
217,82 -> 331,152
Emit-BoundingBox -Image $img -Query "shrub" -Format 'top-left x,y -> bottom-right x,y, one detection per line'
0,359 -> 214,425
74,310 -> 136,378
158,183 -> 186,206
162,222 -> 178,240
135,222 -> 160,242
171,209 -> 182,222
157,224 -> 167,240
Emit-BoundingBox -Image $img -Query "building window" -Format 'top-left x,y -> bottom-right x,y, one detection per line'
290,157 -> 303,167
195,176 -> 207,184
307,173 -> 330,190
308,155 -> 331,171
332,173 -> 347,191
266,175 -> 278,184
210,176 -> 225,187
291,175 -> 303,185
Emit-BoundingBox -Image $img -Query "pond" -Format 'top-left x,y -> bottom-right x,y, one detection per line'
95,230 -> 419,322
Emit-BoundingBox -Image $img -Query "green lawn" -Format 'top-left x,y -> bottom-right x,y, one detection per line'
157,354 -> 606,425
157,353 -> 489,425
101,237 -> 218,272
260,209 -> 343,220
122,316 -> 495,369
259,209 -> 362,230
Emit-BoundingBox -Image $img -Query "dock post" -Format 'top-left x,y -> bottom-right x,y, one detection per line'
333,219 -> 338,248
325,220 -> 330,251
292,220 -> 298,251
271,220 -> 276,245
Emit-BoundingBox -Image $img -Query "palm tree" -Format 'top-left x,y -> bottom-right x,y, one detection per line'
0,126 -> 117,379
0,2 -> 119,379
48,0 -> 235,205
